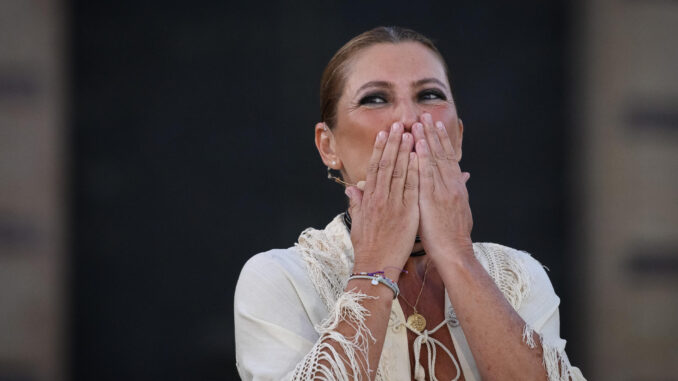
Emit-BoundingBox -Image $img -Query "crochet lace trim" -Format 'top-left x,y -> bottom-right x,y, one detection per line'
290,214 -> 578,380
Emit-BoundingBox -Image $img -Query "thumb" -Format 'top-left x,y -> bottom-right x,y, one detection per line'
345,186 -> 363,215
462,172 -> 471,184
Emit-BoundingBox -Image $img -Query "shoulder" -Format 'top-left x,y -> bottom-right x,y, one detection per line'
235,247 -> 308,303
238,247 -> 306,280
235,247 -> 327,325
472,242 -> 558,312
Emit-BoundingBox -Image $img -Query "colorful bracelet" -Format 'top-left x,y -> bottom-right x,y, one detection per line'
347,274 -> 400,299
350,271 -> 385,277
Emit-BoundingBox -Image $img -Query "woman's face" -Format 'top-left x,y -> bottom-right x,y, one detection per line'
325,41 -> 463,185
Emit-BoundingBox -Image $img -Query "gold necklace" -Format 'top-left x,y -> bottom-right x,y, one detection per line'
399,259 -> 431,332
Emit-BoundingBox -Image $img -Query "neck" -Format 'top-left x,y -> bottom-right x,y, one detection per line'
404,253 -> 430,280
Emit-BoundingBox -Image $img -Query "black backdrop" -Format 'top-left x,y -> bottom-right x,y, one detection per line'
72,1 -> 580,380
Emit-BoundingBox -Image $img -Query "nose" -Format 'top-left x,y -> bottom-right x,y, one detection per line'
395,99 -> 420,132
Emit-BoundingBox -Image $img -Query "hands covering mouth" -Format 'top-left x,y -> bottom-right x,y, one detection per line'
345,112 -> 472,282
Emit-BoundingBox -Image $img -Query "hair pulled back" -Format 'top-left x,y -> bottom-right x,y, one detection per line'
319,26 -> 449,129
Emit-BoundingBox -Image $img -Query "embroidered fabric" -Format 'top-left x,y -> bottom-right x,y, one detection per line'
283,214 -> 582,381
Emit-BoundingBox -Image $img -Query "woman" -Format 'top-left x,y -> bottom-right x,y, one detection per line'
234,26 -> 585,381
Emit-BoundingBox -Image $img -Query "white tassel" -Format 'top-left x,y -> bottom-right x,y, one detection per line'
289,291 -> 377,381
522,324 -> 583,381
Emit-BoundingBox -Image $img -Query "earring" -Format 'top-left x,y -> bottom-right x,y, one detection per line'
327,166 -> 351,187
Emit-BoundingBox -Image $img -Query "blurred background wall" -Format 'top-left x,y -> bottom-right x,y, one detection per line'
577,1 -> 678,379
0,1 -> 67,380
0,1 -> 675,380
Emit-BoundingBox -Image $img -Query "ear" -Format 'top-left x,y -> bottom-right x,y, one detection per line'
455,118 -> 464,161
315,122 -> 341,169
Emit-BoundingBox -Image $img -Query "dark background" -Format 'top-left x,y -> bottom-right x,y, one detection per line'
71,1 -> 581,379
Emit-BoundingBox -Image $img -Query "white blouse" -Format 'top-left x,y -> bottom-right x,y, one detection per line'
234,215 -> 585,381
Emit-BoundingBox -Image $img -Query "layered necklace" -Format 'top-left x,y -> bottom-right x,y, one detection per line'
342,210 -> 430,329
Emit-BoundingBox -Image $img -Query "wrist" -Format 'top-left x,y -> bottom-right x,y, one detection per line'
346,275 -> 399,299
426,236 -> 473,257
352,262 -> 404,282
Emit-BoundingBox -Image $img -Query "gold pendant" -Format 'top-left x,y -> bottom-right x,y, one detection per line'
407,313 -> 427,332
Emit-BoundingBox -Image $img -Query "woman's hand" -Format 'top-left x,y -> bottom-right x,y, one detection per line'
412,113 -> 473,260
345,122 -> 420,280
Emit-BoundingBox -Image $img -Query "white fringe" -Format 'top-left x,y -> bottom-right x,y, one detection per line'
295,216 -> 354,310
474,243 -> 532,310
289,291 -> 377,381
295,216 -> 582,380
523,325 -> 579,381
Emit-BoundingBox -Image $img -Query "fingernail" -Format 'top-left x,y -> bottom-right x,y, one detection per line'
436,121 -> 445,131
409,152 -> 416,161
418,140 -> 428,152
402,133 -> 411,141
344,188 -> 351,197
423,113 -> 432,123
377,131 -> 387,141
413,123 -> 422,133
391,122 -> 399,132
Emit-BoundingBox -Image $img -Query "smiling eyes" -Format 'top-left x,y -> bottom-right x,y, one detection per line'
358,89 -> 447,106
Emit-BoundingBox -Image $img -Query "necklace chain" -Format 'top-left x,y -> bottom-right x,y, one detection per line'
398,259 -> 431,313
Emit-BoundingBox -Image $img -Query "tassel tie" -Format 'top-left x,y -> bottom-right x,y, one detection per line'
406,319 -> 461,381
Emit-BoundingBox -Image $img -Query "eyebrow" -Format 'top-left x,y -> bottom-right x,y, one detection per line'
355,77 -> 448,95
413,78 -> 447,88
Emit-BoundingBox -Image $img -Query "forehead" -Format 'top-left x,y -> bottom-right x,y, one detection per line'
344,42 -> 449,93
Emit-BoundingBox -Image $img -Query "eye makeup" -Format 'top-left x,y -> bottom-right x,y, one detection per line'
358,92 -> 389,105
418,88 -> 447,101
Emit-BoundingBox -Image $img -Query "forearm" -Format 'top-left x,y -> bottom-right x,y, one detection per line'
314,277 -> 395,381
434,245 -> 547,381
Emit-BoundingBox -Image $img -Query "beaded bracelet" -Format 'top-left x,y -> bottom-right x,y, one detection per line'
350,271 -> 384,277
347,274 -> 400,299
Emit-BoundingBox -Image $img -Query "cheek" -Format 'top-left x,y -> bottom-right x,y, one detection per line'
427,108 -> 458,135
336,116 -> 396,183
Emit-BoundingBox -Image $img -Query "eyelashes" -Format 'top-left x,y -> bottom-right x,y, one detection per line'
357,89 -> 447,106
419,89 -> 447,101
358,92 -> 388,105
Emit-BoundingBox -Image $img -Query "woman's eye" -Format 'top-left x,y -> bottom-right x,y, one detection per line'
419,90 -> 447,101
359,94 -> 388,105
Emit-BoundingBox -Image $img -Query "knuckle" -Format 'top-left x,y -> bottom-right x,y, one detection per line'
392,167 -> 404,178
378,158 -> 392,169
367,161 -> 380,174
404,181 -> 418,191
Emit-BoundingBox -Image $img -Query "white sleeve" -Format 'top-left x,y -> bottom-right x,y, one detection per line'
234,250 -> 376,381
515,250 -> 587,381
234,251 -> 316,381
